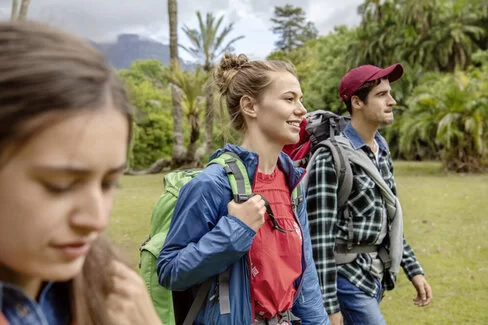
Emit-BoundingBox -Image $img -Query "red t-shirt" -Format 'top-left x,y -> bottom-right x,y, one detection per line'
249,166 -> 303,320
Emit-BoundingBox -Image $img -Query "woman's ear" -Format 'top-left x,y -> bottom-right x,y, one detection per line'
240,95 -> 257,119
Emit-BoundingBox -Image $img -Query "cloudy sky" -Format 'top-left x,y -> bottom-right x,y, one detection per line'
0,0 -> 363,61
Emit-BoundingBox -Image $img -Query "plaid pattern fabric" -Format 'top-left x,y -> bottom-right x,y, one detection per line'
306,124 -> 424,314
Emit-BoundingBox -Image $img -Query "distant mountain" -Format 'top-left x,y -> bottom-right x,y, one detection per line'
92,33 -> 196,71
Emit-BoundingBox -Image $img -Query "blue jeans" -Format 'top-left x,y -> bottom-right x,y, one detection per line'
336,275 -> 387,325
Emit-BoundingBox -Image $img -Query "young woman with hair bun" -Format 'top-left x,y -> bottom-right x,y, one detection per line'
158,53 -> 328,325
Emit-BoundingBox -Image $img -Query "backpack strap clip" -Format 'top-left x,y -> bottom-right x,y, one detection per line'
291,183 -> 303,213
234,193 -> 253,203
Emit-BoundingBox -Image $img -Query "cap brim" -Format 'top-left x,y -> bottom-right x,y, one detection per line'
367,63 -> 404,83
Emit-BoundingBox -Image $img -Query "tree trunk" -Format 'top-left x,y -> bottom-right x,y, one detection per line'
168,0 -> 179,70
18,0 -> 30,20
194,66 -> 215,162
168,0 -> 185,167
170,83 -> 186,166
10,0 -> 19,20
186,114 -> 201,163
194,85 -> 214,162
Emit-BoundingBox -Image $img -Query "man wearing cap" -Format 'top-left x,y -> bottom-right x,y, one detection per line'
306,63 -> 432,325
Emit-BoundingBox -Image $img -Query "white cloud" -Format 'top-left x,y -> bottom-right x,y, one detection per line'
0,0 -> 363,59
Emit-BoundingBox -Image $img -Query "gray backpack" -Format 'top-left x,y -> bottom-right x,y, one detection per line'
297,110 -> 353,211
294,110 -> 393,266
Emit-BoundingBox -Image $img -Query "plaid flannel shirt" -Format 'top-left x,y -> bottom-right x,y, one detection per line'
306,123 -> 424,314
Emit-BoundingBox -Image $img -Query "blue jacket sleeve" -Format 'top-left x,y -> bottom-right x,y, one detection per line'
292,186 -> 329,325
157,168 -> 256,291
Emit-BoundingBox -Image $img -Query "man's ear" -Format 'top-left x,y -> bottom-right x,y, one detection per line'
351,95 -> 363,111
240,95 -> 257,118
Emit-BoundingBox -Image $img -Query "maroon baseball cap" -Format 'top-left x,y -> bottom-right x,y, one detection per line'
338,63 -> 404,101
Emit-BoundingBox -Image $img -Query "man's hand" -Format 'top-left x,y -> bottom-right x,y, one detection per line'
411,274 -> 432,307
329,311 -> 343,325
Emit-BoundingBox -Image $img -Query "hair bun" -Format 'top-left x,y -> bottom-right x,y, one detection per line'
219,53 -> 248,71
214,53 -> 249,95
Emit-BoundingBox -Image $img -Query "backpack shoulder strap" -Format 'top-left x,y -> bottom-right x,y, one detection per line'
184,152 -> 251,322
324,137 -> 354,248
333,137 -> 396,207
209,152 -> 250,314
324,137 -> 353,211
183,277 -> 213,325
208,152 -> 252,201
307,137 -> 353,211
309,137 -> 353,250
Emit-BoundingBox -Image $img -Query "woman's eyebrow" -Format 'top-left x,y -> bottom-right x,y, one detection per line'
31,163 -> 127,175
282,90 -> 303,97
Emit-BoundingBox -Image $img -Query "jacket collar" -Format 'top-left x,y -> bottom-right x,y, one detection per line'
342,122 -> 389,153
209,144 -> 305,190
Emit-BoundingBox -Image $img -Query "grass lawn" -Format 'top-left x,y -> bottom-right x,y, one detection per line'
108,161 -> 488,325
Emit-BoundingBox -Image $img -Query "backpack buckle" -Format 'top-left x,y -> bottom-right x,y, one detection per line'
234,193 -> 253,203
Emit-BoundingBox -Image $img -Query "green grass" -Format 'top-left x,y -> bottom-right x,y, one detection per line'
108,161 -> 488,324
381,161 -> 488,324
108,174 -> 164,264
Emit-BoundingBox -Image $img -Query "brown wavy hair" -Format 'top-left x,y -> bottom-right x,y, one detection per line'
0,21 -> 132,325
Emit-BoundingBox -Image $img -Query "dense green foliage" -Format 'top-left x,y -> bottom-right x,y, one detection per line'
398,65 -> 488,171
120,60 -> 174,169
267,0 -> 488,172
121,0 -> 488,172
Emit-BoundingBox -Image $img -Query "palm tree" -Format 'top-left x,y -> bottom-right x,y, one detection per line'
167,0 -> 186,167
428,8 -> 485,71
400,1 -> 485,72
401,0 -> 437,36
400,69 -> 488,172
396,73 -> 442,160
348,1 -> 401,68
434,71 -> 488,171
470,0 -> 488,50
181,11 -> 244,161
352,0 -> 486,72
357,0 -> 384,23
163,66 -> 209,164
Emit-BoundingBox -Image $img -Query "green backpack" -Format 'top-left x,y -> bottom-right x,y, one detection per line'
138,152 -> 303,325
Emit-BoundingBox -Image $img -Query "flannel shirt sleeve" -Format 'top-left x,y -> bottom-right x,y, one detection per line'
401,237 -> 425,280
306,150 -> 341,315
389,155 -> 425,280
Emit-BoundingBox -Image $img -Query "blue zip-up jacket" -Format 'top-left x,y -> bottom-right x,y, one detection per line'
157,144 -> 328,325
